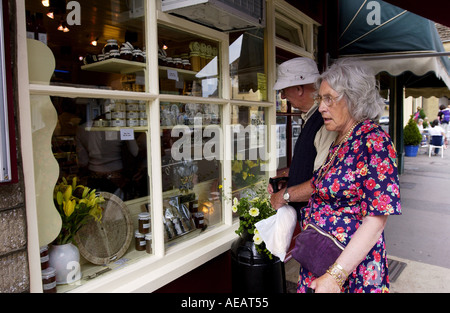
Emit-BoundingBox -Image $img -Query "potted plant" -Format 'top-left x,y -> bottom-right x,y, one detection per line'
229,184 -> 285,293
404,116 -> 422,157
49,176 -> 104,284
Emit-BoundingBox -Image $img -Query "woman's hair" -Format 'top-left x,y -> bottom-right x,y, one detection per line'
432,119 -> 439,127
439,104 -> 446,110
315,58 -> 385,121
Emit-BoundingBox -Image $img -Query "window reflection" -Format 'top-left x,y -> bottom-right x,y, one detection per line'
230,29 -> 267,101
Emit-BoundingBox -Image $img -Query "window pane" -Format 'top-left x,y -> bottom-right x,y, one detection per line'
160,102 -> 223,247
231,105 -> 268,196
158,25 -> 220,98
276,116 -> 288,170
230,29 -> 267,101
25,1 -> 146,91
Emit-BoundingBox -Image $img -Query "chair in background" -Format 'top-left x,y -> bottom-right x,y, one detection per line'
428,135 -> 444,158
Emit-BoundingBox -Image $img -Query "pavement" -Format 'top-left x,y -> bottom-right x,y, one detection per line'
285,144 -> 450,293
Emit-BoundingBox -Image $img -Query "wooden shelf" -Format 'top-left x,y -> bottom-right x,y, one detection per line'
81,58 -> 146,74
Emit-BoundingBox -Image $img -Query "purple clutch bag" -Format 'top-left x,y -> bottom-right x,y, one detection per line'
291,223 -> 345,277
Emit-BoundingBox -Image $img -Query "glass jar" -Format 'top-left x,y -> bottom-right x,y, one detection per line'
120,47 -> 133,61
40,245 -> 49,270
132,49 -> 145,63
173,58 -> 183,69
138,212 -> 151,234
109,49 -> 120,59
134,231 -> 146,251
103,39 -> 119,54
41,267 -> 57,293
145,233 -> 152,254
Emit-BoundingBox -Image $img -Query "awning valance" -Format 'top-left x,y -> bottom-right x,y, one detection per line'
338,0 -> 450,97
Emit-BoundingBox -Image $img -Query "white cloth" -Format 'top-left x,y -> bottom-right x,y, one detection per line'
255,205 -> 297,262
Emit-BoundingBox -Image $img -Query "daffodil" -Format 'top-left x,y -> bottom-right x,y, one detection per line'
63,199 -> 76,217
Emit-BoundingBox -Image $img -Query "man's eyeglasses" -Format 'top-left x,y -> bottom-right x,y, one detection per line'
313,94 -> 342,106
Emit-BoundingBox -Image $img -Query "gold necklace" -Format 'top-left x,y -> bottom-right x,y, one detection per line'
316,121 -> 360,183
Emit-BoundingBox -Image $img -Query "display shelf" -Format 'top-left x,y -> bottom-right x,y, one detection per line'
81,58 -> 146,74
85,126 -> 148,132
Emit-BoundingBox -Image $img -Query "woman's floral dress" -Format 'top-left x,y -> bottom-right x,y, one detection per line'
297,119 -> 402,293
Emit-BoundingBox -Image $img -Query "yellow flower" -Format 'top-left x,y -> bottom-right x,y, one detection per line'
63,199 -> 76,217
63,185 -> 72,202
249,207 -> 259,217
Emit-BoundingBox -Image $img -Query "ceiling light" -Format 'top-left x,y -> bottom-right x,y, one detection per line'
42,0 -> 50,7
63,25 -> 69,32
46,11 -> 54,19
57,22 -> 64,31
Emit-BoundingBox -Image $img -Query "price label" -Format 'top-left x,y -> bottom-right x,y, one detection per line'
120,128 -> 135,141
167,69 -> 178,81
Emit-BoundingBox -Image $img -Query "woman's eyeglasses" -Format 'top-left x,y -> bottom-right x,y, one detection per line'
314,94 -> 342,106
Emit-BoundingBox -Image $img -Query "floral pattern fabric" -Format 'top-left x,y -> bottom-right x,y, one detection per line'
297,120 -> 401,293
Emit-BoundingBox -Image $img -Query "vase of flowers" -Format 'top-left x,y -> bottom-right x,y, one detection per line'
49,176 -> 104,284
230,184 -> 286,293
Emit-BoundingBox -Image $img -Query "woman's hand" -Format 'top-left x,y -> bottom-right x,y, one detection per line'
310,273 -> 341,293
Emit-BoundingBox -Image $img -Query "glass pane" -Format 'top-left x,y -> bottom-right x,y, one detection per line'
229,29 -> 267,101
291,116 -> 302,157
231,105 -> 269,197
25,1 -> 146,91
276,90 -> 288,113
160,102 -> 223,247
158,25 -> 220,98
276,116 -> 288,170
46,96 -> 152,292
275,17 -> 304,47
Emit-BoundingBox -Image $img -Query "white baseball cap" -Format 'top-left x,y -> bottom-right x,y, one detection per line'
273,57 -> 320,90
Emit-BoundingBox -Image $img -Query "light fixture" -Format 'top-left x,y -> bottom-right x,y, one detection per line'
162,42 -> 168,50
42,0 -> 50,7
90,37 -> 99,46
63,25 -> 69,32
57,22 -> 64,31
46,10 -> 54,19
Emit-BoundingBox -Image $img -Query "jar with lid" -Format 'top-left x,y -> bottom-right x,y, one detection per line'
109,49 -> 120,59
173,58 -> 183,69
134,231 -> 146,251
138,212 -> 151,233
132,49 -> 145,63
40,245 -> 49,270
41,267 -> 57,293
103,39 -> 118,54
165,57 -> 174,68
120,47 -> 133,61
182,59 -> 192,71
145,233 -> 152,254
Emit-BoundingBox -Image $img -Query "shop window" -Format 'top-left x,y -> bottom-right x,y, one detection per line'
229,29 -> 267,101
231,105 -> 269,199
25,0 -> 146,91
158,25 -> 220,98
160,102 -> 223,247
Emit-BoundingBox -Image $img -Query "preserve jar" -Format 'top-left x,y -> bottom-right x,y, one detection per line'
103,39 -> 118,54
145,233 -> 152,254
120,47 -> 133,61
138,212 -> 151,234
41,267 -> 57,293
132,49 -> 145,63
134,231 -> 146,251
40,245 -> 49,270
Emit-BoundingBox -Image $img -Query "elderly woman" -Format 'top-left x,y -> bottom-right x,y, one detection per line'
296,58 -> 401,293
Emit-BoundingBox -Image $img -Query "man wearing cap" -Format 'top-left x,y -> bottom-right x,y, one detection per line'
268,57 -> 336,215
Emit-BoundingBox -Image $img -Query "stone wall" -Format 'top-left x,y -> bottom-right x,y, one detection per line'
0,0 -> 29,293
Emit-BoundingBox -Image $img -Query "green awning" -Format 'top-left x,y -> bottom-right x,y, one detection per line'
338,0 -> 450,97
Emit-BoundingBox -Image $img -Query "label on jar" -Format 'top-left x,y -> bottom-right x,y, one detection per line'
139,111 -> 147,118
112,111 -> 126,119
127,111 -> 140,119
43,281 -> 57,291
111,119 -> 126,127
127,118 -> 140,127
139,119 -> 147,126
126,104 -> 140,111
